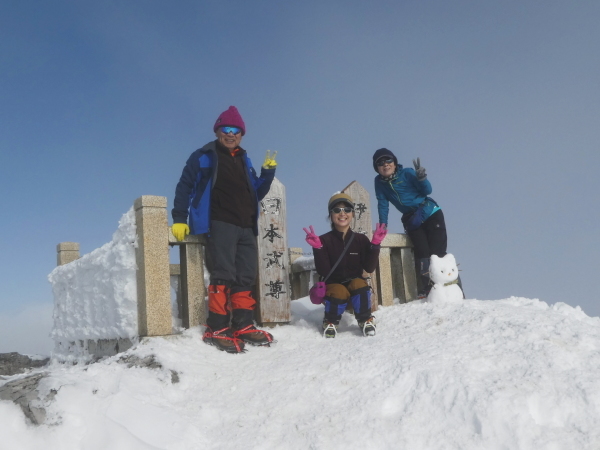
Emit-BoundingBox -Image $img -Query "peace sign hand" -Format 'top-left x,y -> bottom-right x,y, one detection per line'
413,157 -> 427,181
303,225 -> 322,249
262,150 -> 278,169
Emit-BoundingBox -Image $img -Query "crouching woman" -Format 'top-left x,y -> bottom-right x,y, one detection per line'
303,193 -> 386,338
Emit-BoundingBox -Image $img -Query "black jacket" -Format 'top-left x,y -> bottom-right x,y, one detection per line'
313,229 -> 380,284
172,140 -> 275,235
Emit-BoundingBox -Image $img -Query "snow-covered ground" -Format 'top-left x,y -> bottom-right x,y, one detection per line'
2,296 -> 600,449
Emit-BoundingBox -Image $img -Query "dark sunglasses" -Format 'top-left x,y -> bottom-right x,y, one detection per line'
377,158 -> 395,167
330,207 -> 354,214
221,126 -> 242,135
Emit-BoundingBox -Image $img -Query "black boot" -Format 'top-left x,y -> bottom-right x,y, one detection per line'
457,275 -> 465,299
417,257 -> 431,299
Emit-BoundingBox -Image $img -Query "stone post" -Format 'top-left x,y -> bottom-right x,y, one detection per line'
169,233 -> 207,329
57,242 -> 80,266
376,233 -> 418,305
341,181 -> 379,310
377,247 -> 394,306
134,196 -> 172,337
288,247 -> 302,265
170,264 -> 182,321
399,246 -> 418,302
288,247 -> 302,300
256,177 -> 291,325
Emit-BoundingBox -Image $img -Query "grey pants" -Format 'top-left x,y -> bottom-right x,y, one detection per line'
205,220 -> 258,294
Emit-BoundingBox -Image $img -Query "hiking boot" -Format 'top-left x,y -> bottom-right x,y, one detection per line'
203,327 -> 245,353
323,322 -> 337,338
358,317 -> 376,336
233,325 -> 274,346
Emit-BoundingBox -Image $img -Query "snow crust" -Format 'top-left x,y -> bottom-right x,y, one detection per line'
3,296 -> 600,449
48,208 -> 138,360
291,255 -> 316,271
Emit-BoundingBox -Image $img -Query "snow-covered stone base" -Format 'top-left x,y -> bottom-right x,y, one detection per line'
48,208 -> 138,363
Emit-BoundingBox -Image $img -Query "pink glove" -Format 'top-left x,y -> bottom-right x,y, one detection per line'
309,281 -> 327,304
371,223 -> 387,245
303,225 -> 322,249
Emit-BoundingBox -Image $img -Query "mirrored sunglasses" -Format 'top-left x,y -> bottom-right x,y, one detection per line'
330,207 -> 354,214
377,157 -> 395,167
221,126 -> 242,135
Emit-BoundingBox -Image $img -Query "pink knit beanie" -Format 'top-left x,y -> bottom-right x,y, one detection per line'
213,106 -> 246,136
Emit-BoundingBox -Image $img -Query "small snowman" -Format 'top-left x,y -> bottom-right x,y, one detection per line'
426,253 -> 463,303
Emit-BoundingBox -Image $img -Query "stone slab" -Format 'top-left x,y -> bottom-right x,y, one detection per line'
134,195 -> 167,209
56,242 -> 80,252
56,242 -> 80,266
380,233 -> 413,248
168,232 -> 206,245
256,177 -> 291,324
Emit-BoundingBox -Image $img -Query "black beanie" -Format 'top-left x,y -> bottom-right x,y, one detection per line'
372,148 -> 398,172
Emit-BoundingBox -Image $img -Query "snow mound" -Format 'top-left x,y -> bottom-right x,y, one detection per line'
3,297 -> 600,449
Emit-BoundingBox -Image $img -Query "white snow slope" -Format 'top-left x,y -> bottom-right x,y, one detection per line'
2,296 -> 600,450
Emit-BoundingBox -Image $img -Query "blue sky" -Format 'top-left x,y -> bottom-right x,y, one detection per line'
1,0 -> 599,352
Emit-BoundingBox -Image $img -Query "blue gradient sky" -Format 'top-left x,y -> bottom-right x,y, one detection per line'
1,0 -> 599,352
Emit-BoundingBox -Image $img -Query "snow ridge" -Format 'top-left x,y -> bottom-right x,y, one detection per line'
3,296 -> 600,449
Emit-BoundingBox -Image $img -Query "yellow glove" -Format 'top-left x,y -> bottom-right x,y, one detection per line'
172,223 -> 190,241
262,150 -> 278,169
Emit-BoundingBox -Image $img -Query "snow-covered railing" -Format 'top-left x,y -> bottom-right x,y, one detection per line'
50,195 -> 215,362
50,207 -> 140,362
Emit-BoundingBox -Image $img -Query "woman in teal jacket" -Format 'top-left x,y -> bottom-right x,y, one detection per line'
373,148 -> 448,298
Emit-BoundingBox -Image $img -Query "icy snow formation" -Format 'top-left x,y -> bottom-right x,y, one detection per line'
291,255 -> 315,271
48,208 -> 138,360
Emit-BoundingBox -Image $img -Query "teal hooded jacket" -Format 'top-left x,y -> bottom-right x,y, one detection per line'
374,165 -> 440,225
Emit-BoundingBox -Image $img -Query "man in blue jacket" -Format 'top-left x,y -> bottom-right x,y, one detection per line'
172,106 -> 276,353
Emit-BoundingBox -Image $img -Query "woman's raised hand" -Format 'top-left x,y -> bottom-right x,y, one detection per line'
371,223 -> 387,245
413,157 -> 427,181
303,225 -> 322,249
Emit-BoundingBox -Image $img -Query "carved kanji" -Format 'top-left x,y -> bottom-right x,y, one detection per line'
355,202 -> 367,221
262,223 -> 283,243
265,280 -> 287,299
264,251 -> 284,269
261,197 -> 282,215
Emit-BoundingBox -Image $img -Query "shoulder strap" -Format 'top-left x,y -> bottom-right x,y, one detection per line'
323,232 -> 356,282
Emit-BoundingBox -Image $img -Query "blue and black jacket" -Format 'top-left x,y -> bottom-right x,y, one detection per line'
374,165 -> 440,226
172,141 -> 275,236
